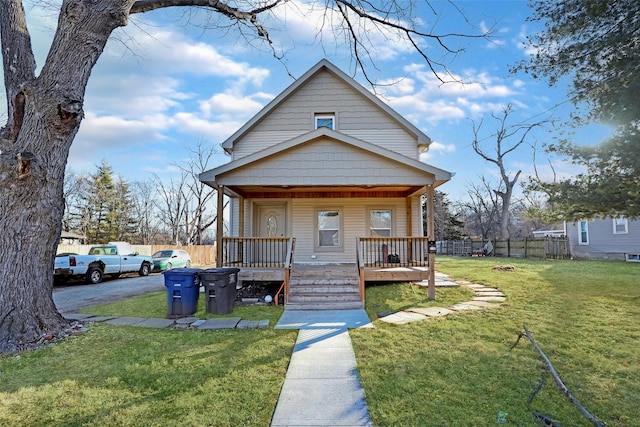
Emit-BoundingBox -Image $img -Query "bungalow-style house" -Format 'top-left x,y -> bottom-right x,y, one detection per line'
199,59 -> 452,309
567,217 -> 640,261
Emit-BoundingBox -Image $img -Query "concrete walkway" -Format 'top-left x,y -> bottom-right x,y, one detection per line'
272,310 -> 374,426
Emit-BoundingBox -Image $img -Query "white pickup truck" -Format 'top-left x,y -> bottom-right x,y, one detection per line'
54,242 -> 154,284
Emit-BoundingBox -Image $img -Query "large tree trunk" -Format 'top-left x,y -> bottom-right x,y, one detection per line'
0,0 -> 133,355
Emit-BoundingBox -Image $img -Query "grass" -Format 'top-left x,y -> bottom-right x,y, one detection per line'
351,256 -> 640,426
2,258 -> 638,426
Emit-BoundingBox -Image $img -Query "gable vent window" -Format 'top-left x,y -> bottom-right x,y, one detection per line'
315,114 -> 335,130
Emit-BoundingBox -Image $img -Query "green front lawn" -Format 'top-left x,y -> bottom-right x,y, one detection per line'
351,256 -> 640,426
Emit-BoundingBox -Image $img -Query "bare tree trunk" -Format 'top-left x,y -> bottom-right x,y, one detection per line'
0,0 -> 133,354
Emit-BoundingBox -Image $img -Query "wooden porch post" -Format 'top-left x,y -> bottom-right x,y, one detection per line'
426,185 -> 436,300
406,197 -> 413,237
216,184 -> 224,267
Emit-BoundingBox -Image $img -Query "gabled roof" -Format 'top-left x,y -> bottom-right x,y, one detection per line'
220,59 -> 432,154
201,127 -> 450,186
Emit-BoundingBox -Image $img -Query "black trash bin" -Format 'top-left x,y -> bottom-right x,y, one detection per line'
200,268 -> 240,314
162,268 -> 202,317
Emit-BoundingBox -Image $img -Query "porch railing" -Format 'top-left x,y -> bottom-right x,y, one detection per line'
222,237 -> 294,268
357,237 -> 431,267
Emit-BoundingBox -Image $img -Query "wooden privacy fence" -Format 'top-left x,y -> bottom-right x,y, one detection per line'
56,244 -> 217,266
437,237 -> 570,260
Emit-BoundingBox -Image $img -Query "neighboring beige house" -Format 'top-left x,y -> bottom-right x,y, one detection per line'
199,59 -> 452,309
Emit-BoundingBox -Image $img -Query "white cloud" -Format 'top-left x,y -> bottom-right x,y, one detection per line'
169,112 -> 245,141
200,92 -> 269,119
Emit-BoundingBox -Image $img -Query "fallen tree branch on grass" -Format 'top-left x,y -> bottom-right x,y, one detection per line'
514,324 -> 607,427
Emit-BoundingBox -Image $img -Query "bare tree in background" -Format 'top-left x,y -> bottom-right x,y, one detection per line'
178,141 -> 222,245
154,172 -> 188,245
460,177 -> 501,239
471,104 -> 545,239
132,180 -> 158,244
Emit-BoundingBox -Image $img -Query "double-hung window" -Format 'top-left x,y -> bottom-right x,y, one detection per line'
369,209 -> 392,237
317,210 -> 341,248
578,220 -> 589,245
613,217 -> 628,234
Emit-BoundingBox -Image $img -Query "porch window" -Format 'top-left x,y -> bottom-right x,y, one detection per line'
613,217 -> 628,234
317,210 -> 341,248
370,209 -> 392,236
315,114 -> 335,130
578,220 -> 589,245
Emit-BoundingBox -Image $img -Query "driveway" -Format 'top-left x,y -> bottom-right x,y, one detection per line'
53,273 -> 166,313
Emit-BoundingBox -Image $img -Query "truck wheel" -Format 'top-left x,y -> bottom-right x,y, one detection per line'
86,267 -> 103,284
139,262 -> 151,277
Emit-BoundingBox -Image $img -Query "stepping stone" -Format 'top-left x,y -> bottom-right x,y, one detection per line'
467,300 -> 502,308
473,296 -> 506,302
195,317 -> 241,330
133,318 -> 175,328
413,280 -> 459,288
450,302 -> 485,311
379,311 -> 428,325
456,280 -> 474,285
174,317 -> 199,328
83,316 -> 117,322
105,317 -> 146,326
63,313 -> 96,320
472,287 -> 500,293
237,320 -> 259,329
190,319 -> 206,328
406,306 -> 454,317
475,291 -> 505,297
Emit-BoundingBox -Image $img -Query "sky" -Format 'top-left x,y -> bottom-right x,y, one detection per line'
6,0 -> 612,201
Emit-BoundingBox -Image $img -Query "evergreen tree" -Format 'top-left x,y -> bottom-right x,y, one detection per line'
80,161 -> 138,243
518,0 -> 640,218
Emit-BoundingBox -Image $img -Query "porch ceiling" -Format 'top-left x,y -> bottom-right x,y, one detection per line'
224,184 -> 425,199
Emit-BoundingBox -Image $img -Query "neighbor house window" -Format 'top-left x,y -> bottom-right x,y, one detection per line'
578,220 -> 589,245
315,114 -> 335,130
317,210 -> 341,248
613,217 -> 628,234
370,209 -> 392,237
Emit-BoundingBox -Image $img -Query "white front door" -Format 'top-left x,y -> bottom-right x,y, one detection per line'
257,205 -> 287,237
254,204 -> 287,264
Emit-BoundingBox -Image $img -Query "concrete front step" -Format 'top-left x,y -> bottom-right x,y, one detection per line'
285,301 -> 364,310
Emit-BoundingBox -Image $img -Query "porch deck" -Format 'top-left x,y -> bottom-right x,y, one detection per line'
221,236 -> 433,307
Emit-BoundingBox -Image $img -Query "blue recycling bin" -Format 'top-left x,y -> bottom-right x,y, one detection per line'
162,268 -> 202,317
200,268 -> 240,314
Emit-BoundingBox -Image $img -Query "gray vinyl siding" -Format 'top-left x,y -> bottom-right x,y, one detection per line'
567,218 -> 640,260
289,197 -> 409,263
231,69 -> 419,160
217,139 -> 433,187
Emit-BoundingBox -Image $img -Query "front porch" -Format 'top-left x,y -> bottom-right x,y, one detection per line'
220,236 -> 434,308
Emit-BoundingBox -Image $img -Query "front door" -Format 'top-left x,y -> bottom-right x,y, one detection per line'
255,204 -> 287,265
258,205 -> 287,237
